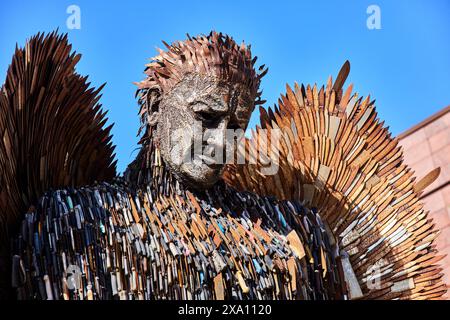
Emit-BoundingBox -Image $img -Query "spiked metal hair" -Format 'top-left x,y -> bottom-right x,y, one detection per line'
135,31 -> 267,135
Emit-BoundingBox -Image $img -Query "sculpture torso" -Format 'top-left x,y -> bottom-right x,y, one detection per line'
12,173 -> 345,300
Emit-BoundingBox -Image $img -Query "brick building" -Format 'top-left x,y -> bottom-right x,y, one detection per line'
398,105 -> 450,298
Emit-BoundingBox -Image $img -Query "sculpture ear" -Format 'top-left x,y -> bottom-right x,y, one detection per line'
148,111 -> 159,126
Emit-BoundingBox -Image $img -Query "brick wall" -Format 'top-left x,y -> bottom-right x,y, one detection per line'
398,106 -> 450,298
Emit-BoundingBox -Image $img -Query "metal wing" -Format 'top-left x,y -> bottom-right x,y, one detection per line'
224,61 -> 447,300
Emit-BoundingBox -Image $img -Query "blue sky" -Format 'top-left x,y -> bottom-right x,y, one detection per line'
1,0 -> 449,173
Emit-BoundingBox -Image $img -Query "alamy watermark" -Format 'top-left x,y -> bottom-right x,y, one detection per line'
365,259 -> 386,290
65,264 -> 82,290
66,5 -> 81,30
367,5 -> 381,30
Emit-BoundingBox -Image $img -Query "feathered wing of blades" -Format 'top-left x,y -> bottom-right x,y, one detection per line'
224,61 -> 447,300
0,31 -> 117,236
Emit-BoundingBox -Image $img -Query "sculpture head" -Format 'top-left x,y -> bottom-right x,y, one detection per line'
136,32 -> 267,188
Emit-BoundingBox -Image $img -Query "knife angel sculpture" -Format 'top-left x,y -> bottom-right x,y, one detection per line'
0,31 -> 446,300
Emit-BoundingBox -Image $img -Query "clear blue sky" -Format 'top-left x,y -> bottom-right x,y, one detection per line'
1,0 -> 449,173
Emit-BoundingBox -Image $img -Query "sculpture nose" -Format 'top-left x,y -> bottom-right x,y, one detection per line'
203,118 -> 228,162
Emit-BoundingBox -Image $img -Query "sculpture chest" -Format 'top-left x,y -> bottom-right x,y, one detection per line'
11,181 -> 345,300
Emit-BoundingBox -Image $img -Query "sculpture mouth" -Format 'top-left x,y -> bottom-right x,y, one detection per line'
199,155 -> 224,173
195,143 -> 226,170
198,154 -> 223,169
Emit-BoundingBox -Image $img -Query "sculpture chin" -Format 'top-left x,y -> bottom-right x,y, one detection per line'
173,160 -> 225,189
158,135 -> 226,189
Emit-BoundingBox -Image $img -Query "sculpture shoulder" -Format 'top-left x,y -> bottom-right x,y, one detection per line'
12,181 -> 136,298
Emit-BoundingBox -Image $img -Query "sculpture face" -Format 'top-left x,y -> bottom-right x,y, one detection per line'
155,73 -> 253,188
